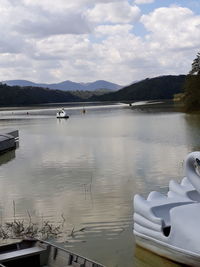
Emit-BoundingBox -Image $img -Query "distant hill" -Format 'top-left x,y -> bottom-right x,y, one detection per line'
0,84 -> 81,106
4,79 -> 122,91
91,75 -> 186,102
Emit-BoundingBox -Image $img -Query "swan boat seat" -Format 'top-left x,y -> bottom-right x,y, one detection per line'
168,177 -> 200,201
134,191 -> 194,240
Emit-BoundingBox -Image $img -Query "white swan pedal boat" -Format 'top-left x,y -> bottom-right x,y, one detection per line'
133,152 -> 200,266
56,109 -> 69,119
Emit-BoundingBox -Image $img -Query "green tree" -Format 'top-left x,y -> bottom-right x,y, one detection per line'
189,52 -> 200,75
184,52 -> 200,112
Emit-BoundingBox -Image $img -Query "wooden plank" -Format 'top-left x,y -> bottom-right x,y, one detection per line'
0,246 -> 46,262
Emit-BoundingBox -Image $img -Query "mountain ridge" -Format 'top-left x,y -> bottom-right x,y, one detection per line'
3,79 -> 122,91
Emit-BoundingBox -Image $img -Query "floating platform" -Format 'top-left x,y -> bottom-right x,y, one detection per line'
0,129 -> 19,140
0,129 -> 19,154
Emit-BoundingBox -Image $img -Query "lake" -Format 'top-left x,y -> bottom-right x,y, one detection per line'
0,102 -> 200,267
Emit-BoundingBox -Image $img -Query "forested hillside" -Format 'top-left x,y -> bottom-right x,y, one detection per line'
0,83 -> 81,106
91,75 -> 186,102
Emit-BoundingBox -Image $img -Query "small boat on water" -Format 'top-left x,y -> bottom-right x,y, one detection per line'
133,152 -> 200,266
0,239 -> 104,267
56,109 -> 69,119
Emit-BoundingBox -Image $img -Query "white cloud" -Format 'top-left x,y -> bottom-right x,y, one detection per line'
16,11 -> 92,37
134,0 -> 154,4
141,6 -> 200,50
95,24 -> 133,37
87,2 -> 141,24
23,0 -> 125,11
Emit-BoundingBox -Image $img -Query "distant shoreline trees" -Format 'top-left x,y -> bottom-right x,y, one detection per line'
184,52 -> 200,112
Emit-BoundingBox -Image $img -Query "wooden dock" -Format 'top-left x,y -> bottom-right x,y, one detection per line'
0,129 -> 19,153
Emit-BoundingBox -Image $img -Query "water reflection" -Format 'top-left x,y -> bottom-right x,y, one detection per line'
0,103 -> 199,266
184,113 -> 200,151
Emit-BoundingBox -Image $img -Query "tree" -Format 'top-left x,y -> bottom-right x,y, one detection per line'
189,52 -> 200,75
184,52 -> 200,112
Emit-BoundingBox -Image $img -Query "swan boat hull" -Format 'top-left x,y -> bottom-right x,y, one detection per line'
135,232 -> 200,266
56,115 -> 69,119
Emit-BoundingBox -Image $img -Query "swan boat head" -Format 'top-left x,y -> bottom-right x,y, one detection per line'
184,151 -> 200,193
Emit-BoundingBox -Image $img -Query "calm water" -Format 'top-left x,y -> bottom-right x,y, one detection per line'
0,102 -> 200,267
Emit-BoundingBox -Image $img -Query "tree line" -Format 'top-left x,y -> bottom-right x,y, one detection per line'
184,52 -> 200,112
0,84 -> 81,106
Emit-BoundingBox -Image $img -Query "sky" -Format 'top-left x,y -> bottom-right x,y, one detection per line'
0,0 -> 200,85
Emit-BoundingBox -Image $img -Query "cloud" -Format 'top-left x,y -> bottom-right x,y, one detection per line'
87,2 -> 141,24
16,11 -> 92,37
141,6 -> 200,50
23,0 -> 126,11
0,0 -> 92,38
95,24 -> 133,37
134,0 -> 154,4
0,34 -> 31,54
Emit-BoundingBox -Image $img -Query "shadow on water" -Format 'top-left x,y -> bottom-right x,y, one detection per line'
134,245 -> 188,267
0,148 -> 16,166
